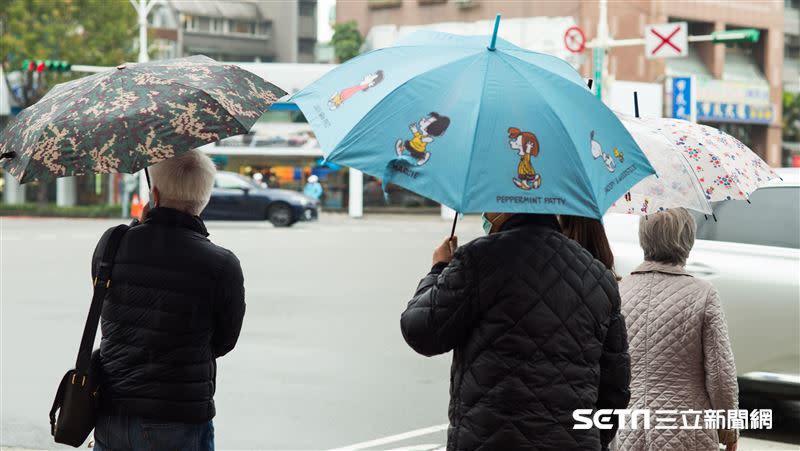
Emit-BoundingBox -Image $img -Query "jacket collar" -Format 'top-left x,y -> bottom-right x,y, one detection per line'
631,260 -> 691,276
143,207 -> 209,237
499,214 -> 562,233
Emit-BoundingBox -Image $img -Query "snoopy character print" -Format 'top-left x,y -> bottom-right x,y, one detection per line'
395,112 -> 451,166
508,127 -> 542,190
590,130 -> 616,172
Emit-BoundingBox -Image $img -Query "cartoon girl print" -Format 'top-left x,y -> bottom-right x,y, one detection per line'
590,130 -> 616,172
328,70 -> 385,110
394,112 -> 451,166
508,127 -> 542,190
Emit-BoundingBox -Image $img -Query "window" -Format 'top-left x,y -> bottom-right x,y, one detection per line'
184,15 -> 198,31
256,21 -> 271,36
299,1 -> 316,17
215,173 -> 256,190
230,20 -> 256,35
695,187 -> 800,248
367,0 -> 402,9
209,18 -> 224,34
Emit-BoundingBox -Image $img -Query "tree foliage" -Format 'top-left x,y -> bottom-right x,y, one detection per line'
331,21 -> 363,63
0,0 -> 138,107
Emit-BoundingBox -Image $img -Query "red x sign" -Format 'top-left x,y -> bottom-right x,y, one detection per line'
645,22 -> 688,59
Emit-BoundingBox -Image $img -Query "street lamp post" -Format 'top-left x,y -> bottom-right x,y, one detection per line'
129,0 -> 160,207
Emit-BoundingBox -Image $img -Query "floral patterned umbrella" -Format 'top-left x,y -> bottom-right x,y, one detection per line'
610,115 -> 779,216
0,55 -> 285,183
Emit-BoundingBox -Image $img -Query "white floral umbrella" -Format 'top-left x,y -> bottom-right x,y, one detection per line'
610,114 -> 779,216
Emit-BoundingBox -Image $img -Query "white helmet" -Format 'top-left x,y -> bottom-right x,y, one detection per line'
308,175 -> 319,183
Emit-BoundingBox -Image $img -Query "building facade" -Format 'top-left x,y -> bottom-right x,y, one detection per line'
337,0 -> 788,167
149,0 -> 317,63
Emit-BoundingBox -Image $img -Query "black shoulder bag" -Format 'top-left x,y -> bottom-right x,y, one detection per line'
49,224 -> 129,447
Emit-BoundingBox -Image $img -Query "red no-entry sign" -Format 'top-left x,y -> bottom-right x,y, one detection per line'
564,26 -> 586,54
645,22 -> 688,59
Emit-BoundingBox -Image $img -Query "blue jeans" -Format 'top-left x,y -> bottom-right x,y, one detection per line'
94,415 -> 214,451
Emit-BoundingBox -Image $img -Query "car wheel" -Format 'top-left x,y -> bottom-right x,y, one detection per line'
268,203 -> 293,227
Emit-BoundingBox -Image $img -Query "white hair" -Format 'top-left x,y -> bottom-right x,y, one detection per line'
639,208 -> 696,266
148,150 -> 216,215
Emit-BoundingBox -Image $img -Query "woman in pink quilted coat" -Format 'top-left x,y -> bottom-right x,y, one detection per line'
615,208 -> 738,451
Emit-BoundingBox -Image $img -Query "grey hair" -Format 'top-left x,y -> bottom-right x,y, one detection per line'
148,150 -> 216,216
638,208 -> 696,266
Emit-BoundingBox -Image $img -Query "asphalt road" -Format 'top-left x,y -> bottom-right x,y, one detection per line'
1,214 -> 798,450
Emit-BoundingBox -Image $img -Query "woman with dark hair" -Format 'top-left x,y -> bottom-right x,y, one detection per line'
560,215 -> 616,274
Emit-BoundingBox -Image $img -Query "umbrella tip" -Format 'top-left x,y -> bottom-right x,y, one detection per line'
488,14 -> 501,51
116,64 -> 127,70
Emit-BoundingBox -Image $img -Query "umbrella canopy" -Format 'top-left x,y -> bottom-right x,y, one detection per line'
610,115 -> 779,215
0,55 -> 285,183
291,25 -> 655,219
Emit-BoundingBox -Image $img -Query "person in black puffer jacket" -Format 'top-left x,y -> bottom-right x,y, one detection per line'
92,150 -> 245,451
401,213 -> 630,451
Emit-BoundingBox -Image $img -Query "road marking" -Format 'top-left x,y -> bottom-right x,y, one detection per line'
328,424 -> 448,451
387,445 -> 442,451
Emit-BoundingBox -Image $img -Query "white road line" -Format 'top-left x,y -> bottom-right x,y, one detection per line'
328,424 -> 448,451
386,445 -> 441,451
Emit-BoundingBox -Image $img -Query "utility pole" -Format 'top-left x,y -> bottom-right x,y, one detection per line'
129,0 -> 160,206
594,0 -> 610,100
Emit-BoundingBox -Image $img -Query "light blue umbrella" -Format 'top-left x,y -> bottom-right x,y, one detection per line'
290,16 -> 655,220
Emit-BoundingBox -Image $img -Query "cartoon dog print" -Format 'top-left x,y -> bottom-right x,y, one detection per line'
590,130 -> 616,172
328,70 -> 384,110
394,112 -> 451,166
508,127 -> 542,190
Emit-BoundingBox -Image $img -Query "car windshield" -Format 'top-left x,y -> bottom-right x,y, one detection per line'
216,173 -> 263,190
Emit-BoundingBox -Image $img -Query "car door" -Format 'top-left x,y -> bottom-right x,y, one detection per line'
688,186 -> 800,381
208,173 -> 251,220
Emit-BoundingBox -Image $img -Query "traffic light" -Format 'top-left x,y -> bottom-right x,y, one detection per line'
21,59 -> 71,72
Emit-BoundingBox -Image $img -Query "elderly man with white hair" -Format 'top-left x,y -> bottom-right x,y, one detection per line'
91,150 -> 245,450
615,208 -> 738,451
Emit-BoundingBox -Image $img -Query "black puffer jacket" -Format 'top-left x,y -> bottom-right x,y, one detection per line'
91,207 -> 245,423
401,214 -> 630,451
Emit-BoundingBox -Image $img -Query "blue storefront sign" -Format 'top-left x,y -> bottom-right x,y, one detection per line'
671,76 -> 693,120
696,101 -> 773,124
672,77 -> 774,125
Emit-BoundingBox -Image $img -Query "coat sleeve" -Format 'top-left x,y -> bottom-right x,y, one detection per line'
702,287 -> 738,411
212,252 -> 246,358
597,287 -> 631,447
400,247 -> 478,357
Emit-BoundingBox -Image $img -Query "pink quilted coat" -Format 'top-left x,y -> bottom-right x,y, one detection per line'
613,261 -> 738,451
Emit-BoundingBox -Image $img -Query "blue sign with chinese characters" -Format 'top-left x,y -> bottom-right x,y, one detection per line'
671,77 -> 692,120
696,101 -> 773,125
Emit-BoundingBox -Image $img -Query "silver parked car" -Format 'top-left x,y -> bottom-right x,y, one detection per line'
607,167 -> 800,398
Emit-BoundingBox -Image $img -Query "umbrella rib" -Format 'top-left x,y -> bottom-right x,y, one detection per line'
118,65 -> 251,173
459,53 -> 492,213
500,49 -> 586,88
495,53 -> 602,218
121,64 -> 251,135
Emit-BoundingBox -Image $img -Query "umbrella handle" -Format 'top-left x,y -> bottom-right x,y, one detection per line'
0,151 -> 16,160
144,167 -> 152,189
450,213 -> 458,239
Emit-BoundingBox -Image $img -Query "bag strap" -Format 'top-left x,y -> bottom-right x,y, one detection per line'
74,224 -> 130,375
